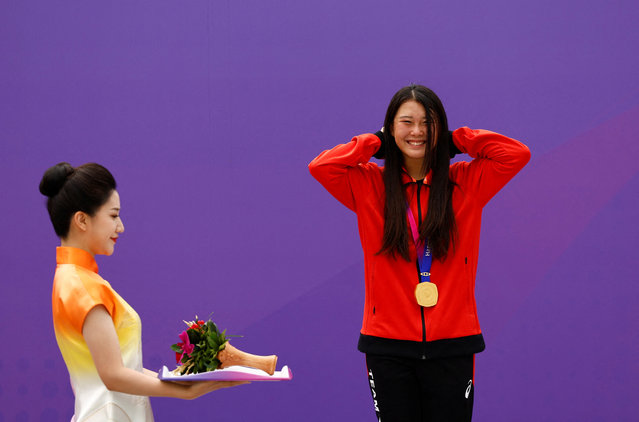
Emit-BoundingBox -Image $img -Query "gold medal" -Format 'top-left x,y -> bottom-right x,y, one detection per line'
415,283 -> 438,307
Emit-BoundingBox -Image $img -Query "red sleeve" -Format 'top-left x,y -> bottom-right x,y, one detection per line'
450,127 -> 531,206
308,133 -> 382,211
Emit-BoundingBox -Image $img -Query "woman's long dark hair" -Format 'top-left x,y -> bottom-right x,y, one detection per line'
378,84 -> 456,261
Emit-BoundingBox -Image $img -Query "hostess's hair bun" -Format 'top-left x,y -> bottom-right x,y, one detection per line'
40,162 -> 116,238
39,162 -> 74,198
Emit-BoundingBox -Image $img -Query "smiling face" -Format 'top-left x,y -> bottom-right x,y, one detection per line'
85,190 -> 125,256
391,100 -> 437,170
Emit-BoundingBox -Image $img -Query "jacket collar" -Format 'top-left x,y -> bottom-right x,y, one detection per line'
401,168 -> 433,186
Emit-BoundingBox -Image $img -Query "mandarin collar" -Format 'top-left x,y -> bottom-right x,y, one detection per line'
56,246 -> 99,273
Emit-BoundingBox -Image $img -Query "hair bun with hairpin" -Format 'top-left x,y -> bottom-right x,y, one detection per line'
39,162 -> 75,197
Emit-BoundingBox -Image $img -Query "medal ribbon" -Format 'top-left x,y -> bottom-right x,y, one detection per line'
406,204 -> 432,283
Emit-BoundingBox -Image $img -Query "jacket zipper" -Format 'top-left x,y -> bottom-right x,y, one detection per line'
415,180 -> 428,359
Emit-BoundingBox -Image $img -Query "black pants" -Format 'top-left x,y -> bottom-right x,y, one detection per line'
366,354 -> 475,422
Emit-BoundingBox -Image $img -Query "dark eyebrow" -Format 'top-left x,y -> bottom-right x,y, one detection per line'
398,114 -> 428,119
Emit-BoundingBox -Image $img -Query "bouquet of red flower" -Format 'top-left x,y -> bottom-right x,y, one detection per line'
171,317 -> 229,375
171,317 -> 277,376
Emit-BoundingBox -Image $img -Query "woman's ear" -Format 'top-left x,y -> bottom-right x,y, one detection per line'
71,211 -> 89,232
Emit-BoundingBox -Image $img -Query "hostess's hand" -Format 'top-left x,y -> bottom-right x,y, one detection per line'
179,380 -> 250,400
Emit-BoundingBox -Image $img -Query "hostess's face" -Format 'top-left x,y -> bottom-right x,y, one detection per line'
85,190 -> 125,256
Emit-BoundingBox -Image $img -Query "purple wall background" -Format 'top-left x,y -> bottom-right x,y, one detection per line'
1,1 -> 638,420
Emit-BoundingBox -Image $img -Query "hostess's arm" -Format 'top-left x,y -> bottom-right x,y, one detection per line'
83,306 -> 248,400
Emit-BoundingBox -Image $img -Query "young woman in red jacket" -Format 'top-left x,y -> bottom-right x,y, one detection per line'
309,84 -> 530,421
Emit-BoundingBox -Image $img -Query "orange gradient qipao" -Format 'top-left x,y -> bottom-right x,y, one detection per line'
51,247 -> 153,421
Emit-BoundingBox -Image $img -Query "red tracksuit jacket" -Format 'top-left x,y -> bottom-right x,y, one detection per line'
309,128 -> 530,359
